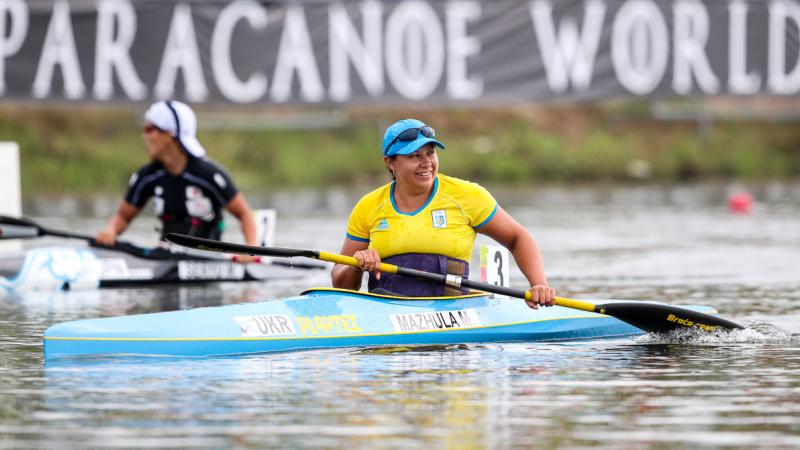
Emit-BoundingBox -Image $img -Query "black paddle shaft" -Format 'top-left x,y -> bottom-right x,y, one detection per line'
395,266 -> 528,296
0,215 -> 182,260
165,233 -> 319,259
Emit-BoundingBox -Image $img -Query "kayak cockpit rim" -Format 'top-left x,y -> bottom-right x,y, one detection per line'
300,287 -> 489,300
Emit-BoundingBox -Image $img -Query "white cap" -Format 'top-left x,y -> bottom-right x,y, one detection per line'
144,100 -> 206,158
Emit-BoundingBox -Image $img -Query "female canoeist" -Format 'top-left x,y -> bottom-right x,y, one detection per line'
331,119 -> 556,309
95,101 -> 258,257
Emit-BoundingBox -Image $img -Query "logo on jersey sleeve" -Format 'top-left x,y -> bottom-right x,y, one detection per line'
213,173 -> 227,189
376,218 -> 390,231
432,210 -> 447,229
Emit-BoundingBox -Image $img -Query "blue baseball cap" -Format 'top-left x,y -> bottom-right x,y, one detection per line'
382,119 -> 446,157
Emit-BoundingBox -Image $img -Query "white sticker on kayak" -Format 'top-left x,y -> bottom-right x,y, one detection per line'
98,258 -> 130,280
178,261 -> 246,280
127,268 -> 155,280
234,315 -> 296,337
390,309 -> 481,332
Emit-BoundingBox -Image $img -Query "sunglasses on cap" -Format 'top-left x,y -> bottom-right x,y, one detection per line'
143,123 -> 165,134
384,126 -> 436,155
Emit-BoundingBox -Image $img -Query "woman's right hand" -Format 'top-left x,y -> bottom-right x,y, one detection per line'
353,248 -> 382,280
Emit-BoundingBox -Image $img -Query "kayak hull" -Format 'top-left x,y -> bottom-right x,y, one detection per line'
0,246 -> 315,293
45,319 -> 637,358
43,288 -> 676,360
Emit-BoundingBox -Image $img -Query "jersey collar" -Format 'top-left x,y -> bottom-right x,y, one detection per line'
390,176 -> 439,216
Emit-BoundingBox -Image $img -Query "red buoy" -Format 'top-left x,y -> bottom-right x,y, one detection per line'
728,191 -> 754,214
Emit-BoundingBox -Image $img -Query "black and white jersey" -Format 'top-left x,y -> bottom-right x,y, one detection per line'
123,158 -> 238,240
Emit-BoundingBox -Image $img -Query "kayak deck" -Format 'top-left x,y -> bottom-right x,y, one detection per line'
44,288 -> 651,360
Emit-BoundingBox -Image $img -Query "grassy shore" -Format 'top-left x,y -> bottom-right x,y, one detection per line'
2,102 -> 798,199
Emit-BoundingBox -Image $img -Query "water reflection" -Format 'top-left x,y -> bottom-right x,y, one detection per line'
1,279 -> 329,321
2,286 -> 224,320
35,338 -> 800,448
41,348 -> 497,448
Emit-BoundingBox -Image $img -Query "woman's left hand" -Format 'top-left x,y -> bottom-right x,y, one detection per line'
525,285 -> 556,309
232,254 -> 261,264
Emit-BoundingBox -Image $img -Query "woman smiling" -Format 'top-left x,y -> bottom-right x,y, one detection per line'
331,119 -> 555,309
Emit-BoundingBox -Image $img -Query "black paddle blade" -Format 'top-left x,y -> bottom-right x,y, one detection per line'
164,233 -> 319,259
0,215 -> 42,239
0,215 -> 38,227
598,302 -> 744,333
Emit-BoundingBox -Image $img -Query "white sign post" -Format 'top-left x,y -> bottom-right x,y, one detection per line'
254,209 -> 276,247
0,143 -> 22,252
480,244 -> 510,297
254,208 -> 277,263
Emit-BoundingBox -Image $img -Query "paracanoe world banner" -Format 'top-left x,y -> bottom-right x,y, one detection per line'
1,0 -> 799,105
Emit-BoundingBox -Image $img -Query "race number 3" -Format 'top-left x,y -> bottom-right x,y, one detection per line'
480,244 -> 510,293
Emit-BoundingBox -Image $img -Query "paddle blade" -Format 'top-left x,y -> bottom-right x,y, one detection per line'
0,215 -> 42,239
598,302 -> 743,333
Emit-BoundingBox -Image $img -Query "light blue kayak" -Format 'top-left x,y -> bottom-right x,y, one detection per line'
44,288 -> 717,360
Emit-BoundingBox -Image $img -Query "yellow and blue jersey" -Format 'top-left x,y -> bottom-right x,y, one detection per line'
345,174 -> 498,263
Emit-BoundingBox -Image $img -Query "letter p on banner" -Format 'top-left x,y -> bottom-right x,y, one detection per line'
480,244 -> 510,297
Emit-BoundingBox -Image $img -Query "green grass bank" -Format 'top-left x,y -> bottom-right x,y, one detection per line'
2,101 -> 799,199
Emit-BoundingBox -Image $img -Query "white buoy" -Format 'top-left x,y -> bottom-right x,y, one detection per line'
0,142 -> 22,252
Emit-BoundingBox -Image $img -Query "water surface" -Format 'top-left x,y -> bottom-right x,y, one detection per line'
2,183 -> 799,449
